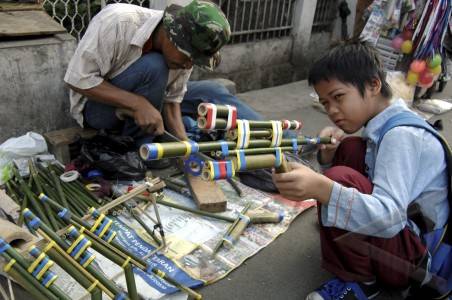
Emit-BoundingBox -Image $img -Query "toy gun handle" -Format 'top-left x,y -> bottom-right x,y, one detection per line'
275,157 -> 292,173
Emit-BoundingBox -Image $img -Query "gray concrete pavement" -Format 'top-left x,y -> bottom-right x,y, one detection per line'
199,80 -> 452,300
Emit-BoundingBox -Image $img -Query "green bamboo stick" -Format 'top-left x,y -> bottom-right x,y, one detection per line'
124,264 -> 138,300
22,209 -> 121,298
130,208 -> 162,246
13,167 -> 51,226
0,251 -> 59,300
29,161 -> 59,229
2,257 -> 49,300
44,246 -> 105,300
197,103 -> 231,118
50,168 -> 69,208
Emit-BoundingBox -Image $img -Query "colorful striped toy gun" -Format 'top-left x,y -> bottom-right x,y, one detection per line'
134,103 -> 335,180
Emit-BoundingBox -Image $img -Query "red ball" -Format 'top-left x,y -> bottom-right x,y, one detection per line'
419,70 -> 434,86
410,60 -> 426,73
402,30 -> 413,40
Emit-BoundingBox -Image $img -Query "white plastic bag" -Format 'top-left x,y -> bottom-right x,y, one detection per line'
0,132 -> 47,185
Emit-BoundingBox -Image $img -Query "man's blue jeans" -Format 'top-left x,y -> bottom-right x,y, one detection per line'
84,52 -> 263,144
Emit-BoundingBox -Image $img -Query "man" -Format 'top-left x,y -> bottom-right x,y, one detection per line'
64,0 -> 261,146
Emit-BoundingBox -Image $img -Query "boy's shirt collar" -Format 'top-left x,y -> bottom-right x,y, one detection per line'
362,98 -> 411,143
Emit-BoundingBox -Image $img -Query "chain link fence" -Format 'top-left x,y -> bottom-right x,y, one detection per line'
43,0 -> 295,43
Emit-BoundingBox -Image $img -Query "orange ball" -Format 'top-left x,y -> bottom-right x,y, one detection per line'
410,60 -> 426,73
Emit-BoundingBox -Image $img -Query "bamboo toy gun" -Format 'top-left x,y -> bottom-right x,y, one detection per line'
138,103 -> 336,180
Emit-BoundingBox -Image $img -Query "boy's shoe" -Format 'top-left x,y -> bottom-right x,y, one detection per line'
306,278 -> 381,300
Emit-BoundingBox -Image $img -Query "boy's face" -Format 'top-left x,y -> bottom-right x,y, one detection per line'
315,78 -> 375,134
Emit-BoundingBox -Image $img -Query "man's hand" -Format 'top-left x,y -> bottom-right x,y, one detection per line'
318,126 -> 345,165
272,162 -> 334,203
131,97 -> 164,135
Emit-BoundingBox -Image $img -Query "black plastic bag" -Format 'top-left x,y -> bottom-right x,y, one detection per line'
76,131 -> 146,180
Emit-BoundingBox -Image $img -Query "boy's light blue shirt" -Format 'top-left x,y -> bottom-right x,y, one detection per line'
321,99 -> 449,238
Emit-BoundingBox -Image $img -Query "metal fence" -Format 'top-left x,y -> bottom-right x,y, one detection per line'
312,0 -> 337,32
43,0 -> 295,43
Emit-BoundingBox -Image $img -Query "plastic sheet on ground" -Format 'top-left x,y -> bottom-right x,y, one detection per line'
56,180 -> 315,300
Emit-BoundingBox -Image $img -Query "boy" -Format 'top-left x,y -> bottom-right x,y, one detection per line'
273,42 -> 449,299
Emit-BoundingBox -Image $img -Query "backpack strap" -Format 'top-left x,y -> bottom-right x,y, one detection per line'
378,111 -> 452,243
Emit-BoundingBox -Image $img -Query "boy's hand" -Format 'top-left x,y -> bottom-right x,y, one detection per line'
318,126 -> 345,164
272,162 -> 333,203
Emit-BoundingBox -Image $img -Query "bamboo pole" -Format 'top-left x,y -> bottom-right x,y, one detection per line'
140,137 -> 332,160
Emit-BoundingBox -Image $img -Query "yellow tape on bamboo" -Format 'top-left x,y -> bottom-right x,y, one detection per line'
43,240 -> 56,253
4,259 -> 16,272
90,214 -> 105,232
66,234 -> 85,254
87,280 -> 99,292
121,256 -> 131,268
36,260 -> 54,280
27,253 -> 45,273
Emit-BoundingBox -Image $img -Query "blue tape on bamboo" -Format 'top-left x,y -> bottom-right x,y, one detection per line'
236,150 -> 247,171
184,155 -> 204,176
58,208 -> 72,222
28,217 -> 41,230
292,138 -> 298,153
114,292 -> 128,300
220,140 -> 229,158
182,140 -> 200,157
141,143 -> 164,160
95,218 -> 113,239
38,193 -> 48,203
0,239 -> 11,255
80,251 -> 96,268
41,271 -> 58,288
274,148 -> 282,167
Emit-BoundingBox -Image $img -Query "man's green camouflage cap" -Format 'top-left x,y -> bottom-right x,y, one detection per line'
163,0 -> 231,70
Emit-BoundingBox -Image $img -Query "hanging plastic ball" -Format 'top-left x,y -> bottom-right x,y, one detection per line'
430,64 -> 442,75
402,30 -> 413,40
419,70 -> 434,87
391,35 -> 404,50
410,60 -> 426,73
401,40 -> 413,54
428,54 -> 442,68
406,71 -> 419,85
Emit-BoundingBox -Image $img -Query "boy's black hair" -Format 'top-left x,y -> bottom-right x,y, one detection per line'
308,40 -> 392,99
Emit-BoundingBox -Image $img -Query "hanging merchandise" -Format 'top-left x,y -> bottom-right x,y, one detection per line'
403,0 -> 451,87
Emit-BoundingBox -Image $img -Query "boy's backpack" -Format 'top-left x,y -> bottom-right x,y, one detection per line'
378,110 -> 451,299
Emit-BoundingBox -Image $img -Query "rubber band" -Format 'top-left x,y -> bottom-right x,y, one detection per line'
4,259 -> 15,272
225,105 -> 237,130
219,140 -> 229,158
85,183 -> 101,192
42,271 -> 58,288
236,120 -> 250,149
270,121 -> 283,147
236,150 -> 247,171
60,170 -> 79,183
274,148 -> 282,167
87,280 -> 99,292
121,256 -> 131,268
